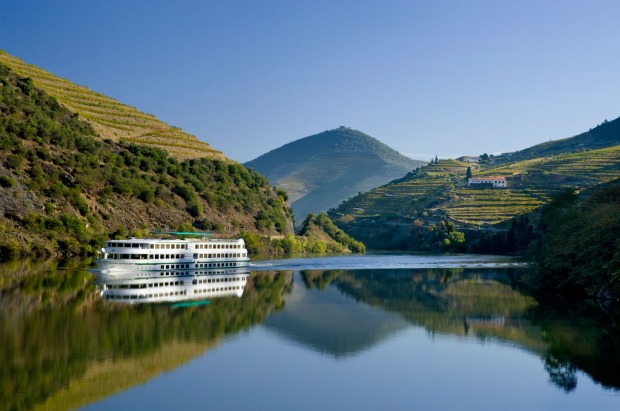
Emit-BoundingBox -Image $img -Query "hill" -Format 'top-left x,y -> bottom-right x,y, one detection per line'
494,116 -> 620,164
0,60 -> 293,258
244,126 -> 424,225
330,119 -> 620,250
0,50 -> 222,161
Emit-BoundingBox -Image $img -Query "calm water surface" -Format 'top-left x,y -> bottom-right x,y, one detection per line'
1,254 -> 619,411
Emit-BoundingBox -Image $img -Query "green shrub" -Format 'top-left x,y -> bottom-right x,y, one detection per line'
6,153 -> 24,169
0,175 -> 16,187
57,237 -> 82,256
0,239 -> 20,260
187,201 -> 203,217
138,187 -> 155,203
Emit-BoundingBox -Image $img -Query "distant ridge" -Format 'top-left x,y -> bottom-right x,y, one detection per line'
0,50 -> 222,161
495,116 -> 620,164
244,127 -> 425,224
329,117 -> 620,250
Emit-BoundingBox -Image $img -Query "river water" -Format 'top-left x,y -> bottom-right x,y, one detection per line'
1,254 -> 619,411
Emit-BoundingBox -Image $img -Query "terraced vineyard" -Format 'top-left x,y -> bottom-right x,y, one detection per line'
335,160 -> 469,218
333,143 -> 620,231
479,145 -> 620,185
342,174 -> 454,217
444,189 -> 547,225
0,51 -> 223,161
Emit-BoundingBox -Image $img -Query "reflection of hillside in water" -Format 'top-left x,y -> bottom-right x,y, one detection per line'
264,268 -> 539,359
263,276 -> 410,357
0,260 -> 292,411
269,268 -> 620,392
332,269 -> 542,345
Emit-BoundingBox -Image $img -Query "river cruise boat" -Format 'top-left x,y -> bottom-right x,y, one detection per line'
98,270 -> 250,305
92,235 -> 250,282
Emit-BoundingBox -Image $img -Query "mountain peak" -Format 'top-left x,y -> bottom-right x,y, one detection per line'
245,129 -> 424,224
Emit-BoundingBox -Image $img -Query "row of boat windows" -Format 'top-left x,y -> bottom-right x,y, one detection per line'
108,253 -> 247,260
159,262 -> 241,270
107,280 -> 185,289
194,244 -> 242,249
109,254 -> 184,260
105,287 -> 241,301
160,264 -> 190,270
105,291 -> 187,300
157,269 -> 243,277
106,243 -> 242,250
192,276 -> 246,285
194,286 -> 242,294
194,253 -> 247,259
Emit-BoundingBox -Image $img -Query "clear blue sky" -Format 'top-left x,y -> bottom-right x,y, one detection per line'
2,0 -> 619,162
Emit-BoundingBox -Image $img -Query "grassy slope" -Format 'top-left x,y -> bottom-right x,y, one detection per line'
0,50 -> 222,161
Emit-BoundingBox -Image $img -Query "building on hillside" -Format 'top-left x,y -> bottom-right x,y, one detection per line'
468,176 -> 507,188
458,156 -> 480,163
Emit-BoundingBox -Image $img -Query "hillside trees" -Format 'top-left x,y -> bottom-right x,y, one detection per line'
299,212 -> 366,253
528,185 -> 620,302
0,62 -> 292,259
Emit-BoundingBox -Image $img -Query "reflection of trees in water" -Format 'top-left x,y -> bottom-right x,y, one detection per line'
529,303 -> 620,392
0,262 -> 292,411
301,267 -> 620,393
544,355 -> 577,392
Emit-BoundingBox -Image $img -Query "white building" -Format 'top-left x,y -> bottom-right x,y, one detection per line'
468,176 -> 507,188
458,156 -> 480,163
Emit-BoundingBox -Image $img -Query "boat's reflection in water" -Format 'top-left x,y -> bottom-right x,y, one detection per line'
97,267 -> 250,304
